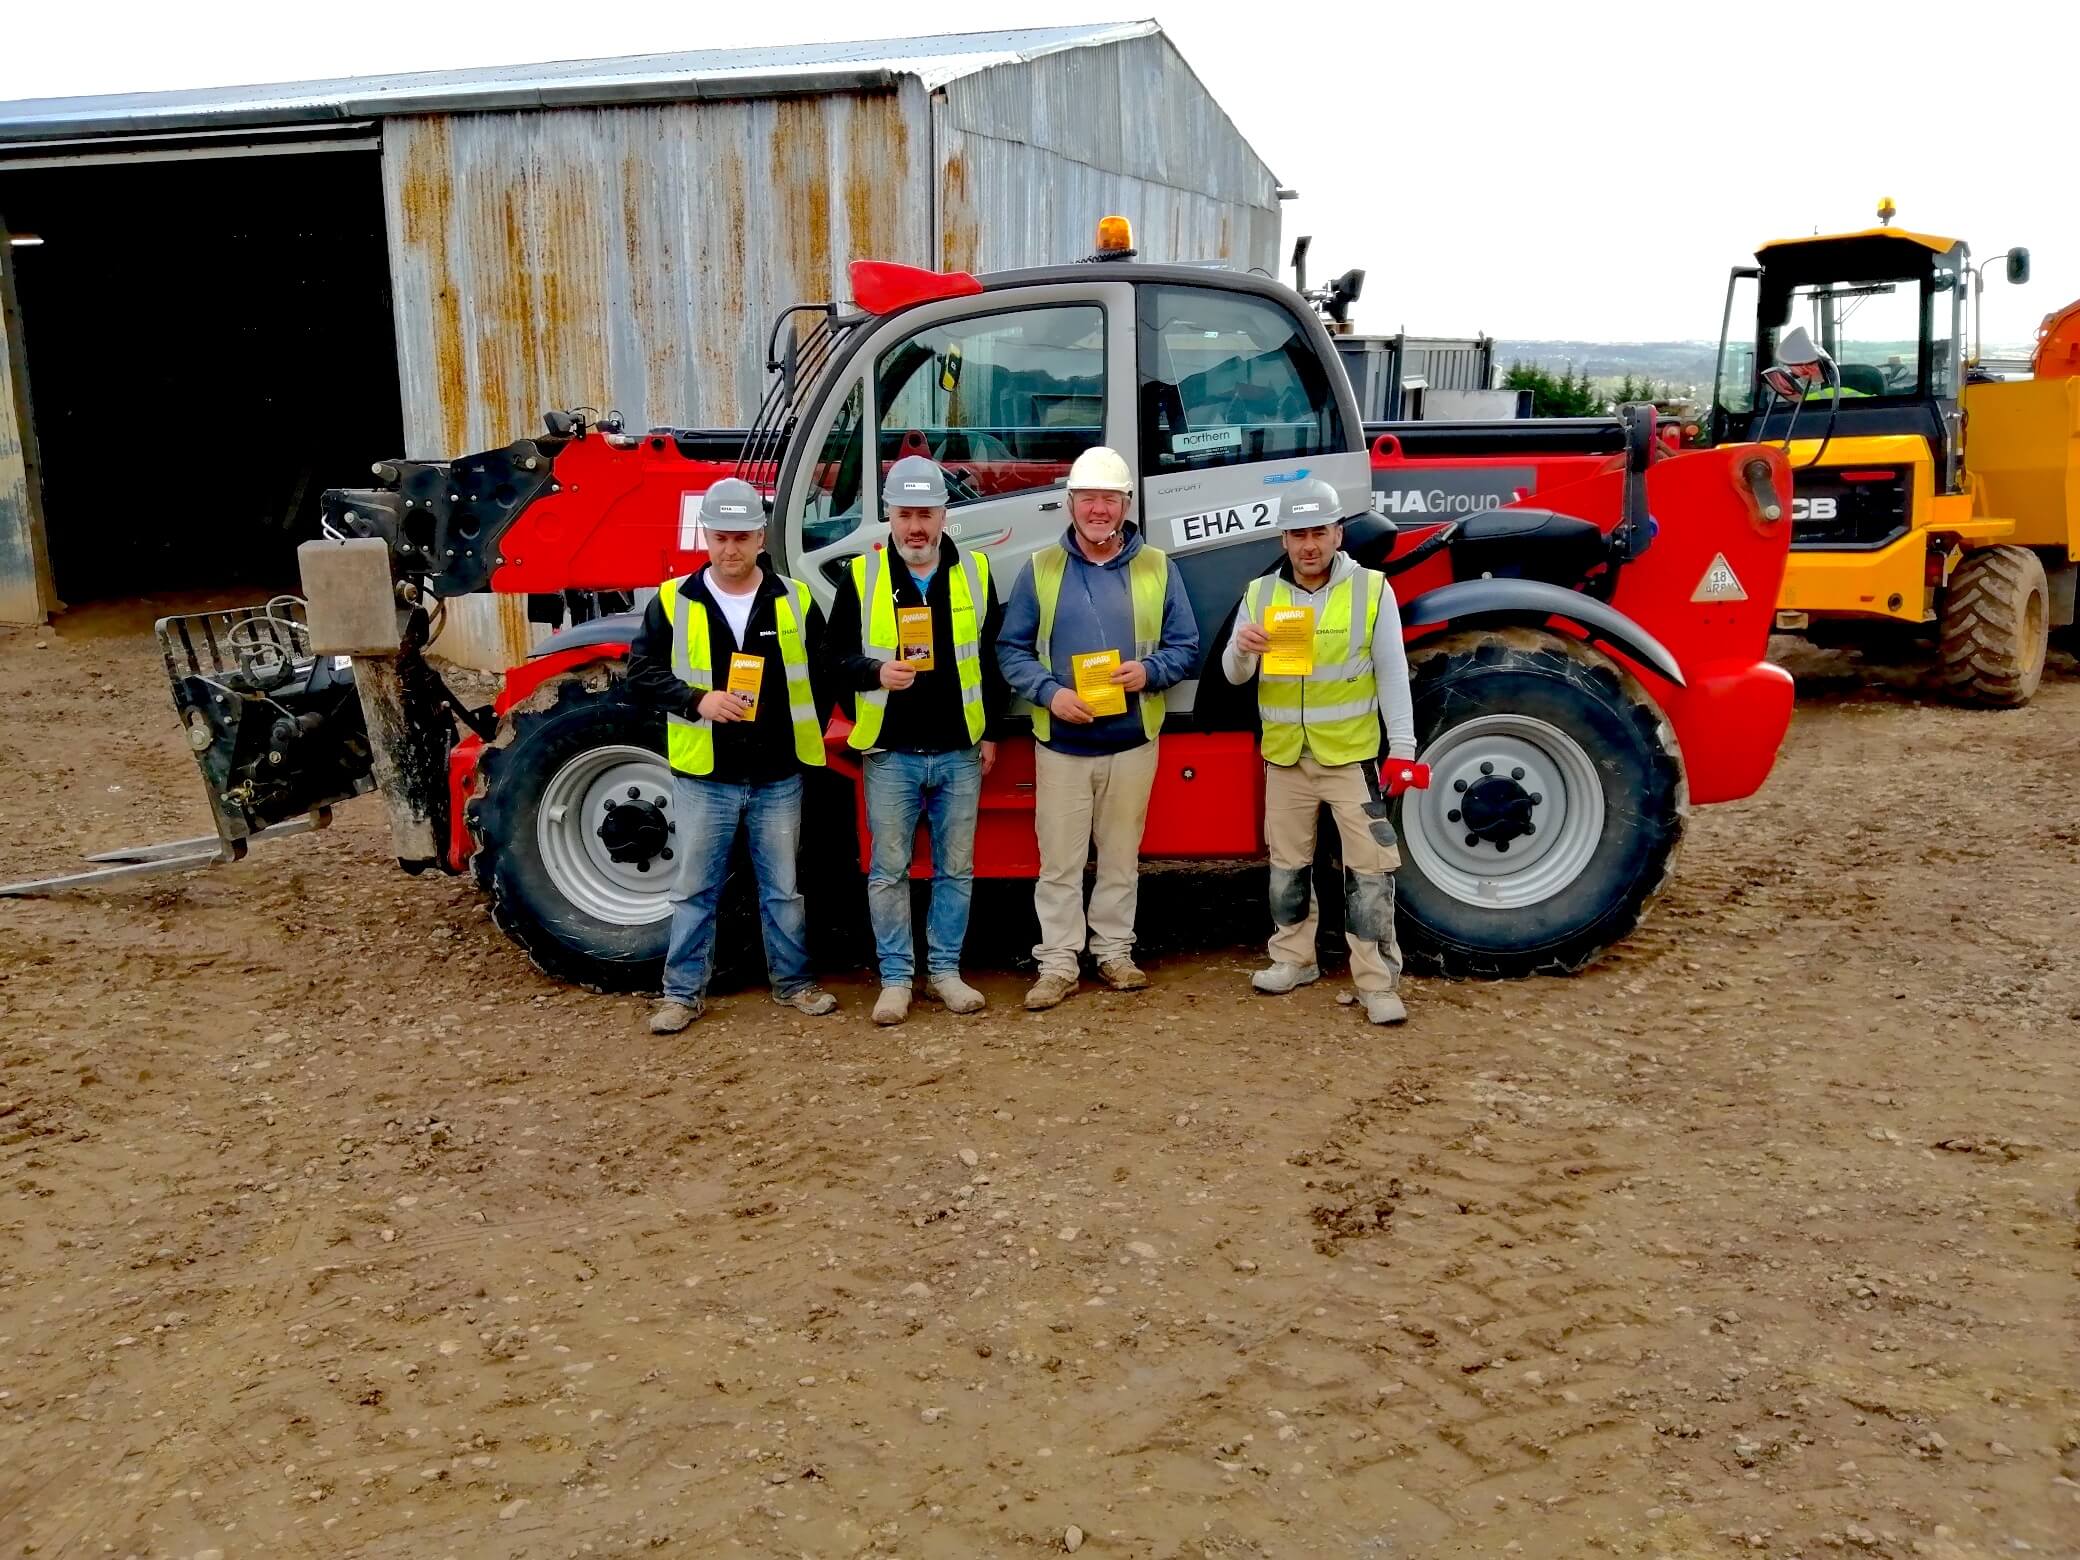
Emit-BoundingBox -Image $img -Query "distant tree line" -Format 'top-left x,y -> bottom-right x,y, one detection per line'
1504,362 -> 1680,417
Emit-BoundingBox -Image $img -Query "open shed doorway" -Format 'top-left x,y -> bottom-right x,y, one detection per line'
0,144 -> 402,603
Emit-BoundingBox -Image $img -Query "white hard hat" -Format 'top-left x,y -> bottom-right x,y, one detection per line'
1065,446 -> 1133,494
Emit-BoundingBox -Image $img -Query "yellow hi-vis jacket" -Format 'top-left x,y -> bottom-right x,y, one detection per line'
655,571 -> 825,776
1243,566 -> 1388,766
846,545 -> 990,750
1028,542 -> 1170,742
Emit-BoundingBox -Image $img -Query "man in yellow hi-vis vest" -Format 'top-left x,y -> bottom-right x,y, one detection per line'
826,456 -> 1009,1026
1221,477 -> 1425,1025
996,447 -> 1199,1011
626,478 -> 838,1033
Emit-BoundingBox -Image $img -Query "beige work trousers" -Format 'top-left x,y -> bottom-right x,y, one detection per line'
1264,754 -> 1403,993
1032,739 -> 1161,979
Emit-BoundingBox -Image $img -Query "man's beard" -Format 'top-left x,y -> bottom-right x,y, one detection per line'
895,540 -> 938,569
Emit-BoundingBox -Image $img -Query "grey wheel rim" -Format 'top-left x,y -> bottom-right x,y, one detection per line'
1402,713 -> 1604,910
534,744 -> 678,924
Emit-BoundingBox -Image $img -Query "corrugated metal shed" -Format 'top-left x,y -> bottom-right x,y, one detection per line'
0,23 -> 1281,628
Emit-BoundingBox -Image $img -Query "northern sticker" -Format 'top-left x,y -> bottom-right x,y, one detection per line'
1171,426 -> 1244,456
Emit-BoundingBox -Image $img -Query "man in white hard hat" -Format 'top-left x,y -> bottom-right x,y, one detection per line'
626,477 -> 840,1033
825,455 -> 1009,1026
996,446 -> 1199,1010
1221,476 -> 1423,1024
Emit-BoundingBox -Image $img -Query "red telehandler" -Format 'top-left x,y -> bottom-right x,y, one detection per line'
32,241 -> 1798,983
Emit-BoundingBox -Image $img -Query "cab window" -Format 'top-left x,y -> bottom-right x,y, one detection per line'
1138,285 -> 1343,475
799,380 -> 867,551
874,304 -> 1106,508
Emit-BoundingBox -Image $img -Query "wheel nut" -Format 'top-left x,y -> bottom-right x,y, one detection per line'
1530,792 -> 1544,806
627,786 -> 641,799
1479,761 -> 1494,775
1511,766 -> 1525,780
1464,833 -> 1480,848
1447,809 -> 1461,823
660,848 -> 674,861
1453,778 -> 1468,793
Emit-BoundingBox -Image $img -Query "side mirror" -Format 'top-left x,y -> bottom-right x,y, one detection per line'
1763,325 -> 1832,400
2006,247 -> 2031,285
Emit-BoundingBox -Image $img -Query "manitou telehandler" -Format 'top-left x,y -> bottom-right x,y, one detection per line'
19,225 -> 1801,984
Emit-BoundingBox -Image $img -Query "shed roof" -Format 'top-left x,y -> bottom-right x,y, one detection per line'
0,22 -> 1161,144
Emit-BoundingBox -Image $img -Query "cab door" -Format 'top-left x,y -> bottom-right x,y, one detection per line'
778,282 -> 1137,610
1132,281 -> 1369,712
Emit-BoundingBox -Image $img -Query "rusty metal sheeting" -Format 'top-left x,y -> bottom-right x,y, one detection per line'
933,31 -> 1279,278
382,91 -> 930,459
0,241 -> 56,623
936,31 -> 1279,223
935,125 -> 1279,279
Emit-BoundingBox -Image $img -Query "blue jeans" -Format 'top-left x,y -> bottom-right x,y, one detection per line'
664,772 -> 814,1002
863,747 -> 983,985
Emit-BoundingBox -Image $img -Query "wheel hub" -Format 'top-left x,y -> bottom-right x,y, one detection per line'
1457,772 -> 1540,848
1402,714 -> 1604,910
597,790 -> 673,871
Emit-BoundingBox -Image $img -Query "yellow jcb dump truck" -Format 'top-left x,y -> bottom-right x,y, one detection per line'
1707,206 -> 2077,705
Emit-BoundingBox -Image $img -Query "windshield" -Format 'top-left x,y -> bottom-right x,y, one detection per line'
1769,276 -> 1926,399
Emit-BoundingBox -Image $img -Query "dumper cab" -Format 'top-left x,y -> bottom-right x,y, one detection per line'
1710,217 -> 2075,704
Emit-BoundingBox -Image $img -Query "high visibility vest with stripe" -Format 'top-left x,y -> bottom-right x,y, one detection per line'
1029,542 -> 1171,743
1245,567 -> 1387,767
656,572 -> 826,776
847,546 -> 991,751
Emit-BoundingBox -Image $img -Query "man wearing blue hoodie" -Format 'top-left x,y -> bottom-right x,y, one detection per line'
996,447 -> 1200,1009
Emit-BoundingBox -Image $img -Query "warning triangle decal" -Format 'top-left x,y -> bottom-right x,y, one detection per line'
1692,552 -> 1748,603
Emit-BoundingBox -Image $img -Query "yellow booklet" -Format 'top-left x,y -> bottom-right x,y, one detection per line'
1072,649 -> 1129,717
897,605 -> 936,669
1262,605 -> 1316,677
726,652 -> 765,709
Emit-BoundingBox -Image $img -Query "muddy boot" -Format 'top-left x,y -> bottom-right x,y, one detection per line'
1097,957 -> 1149,991
1024,972 -> 1078,1011
649,997 -> 703,1034
1362,989 -> 1407,1026
872,985 -> 912,1026
775,985 -> 839,1017
1251,961 -> 1319,995
930,975 -> 987,1015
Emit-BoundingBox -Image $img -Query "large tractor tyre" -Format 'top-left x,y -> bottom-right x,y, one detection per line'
1935,546 -> 2049,708
469,664 -> 749,992
1396,630 -> 1686,979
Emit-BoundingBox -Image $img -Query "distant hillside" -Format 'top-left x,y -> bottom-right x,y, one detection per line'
1495,341 -> 1720,394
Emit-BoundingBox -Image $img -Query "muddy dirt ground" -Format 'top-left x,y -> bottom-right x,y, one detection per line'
1,602 -> 2076,1560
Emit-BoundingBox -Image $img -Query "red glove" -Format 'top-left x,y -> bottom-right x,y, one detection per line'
1383,762 -> 1431,798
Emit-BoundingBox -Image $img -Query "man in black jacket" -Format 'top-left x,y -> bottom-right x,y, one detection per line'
627,478 -> 838,1033
824,456 -> 1009,1026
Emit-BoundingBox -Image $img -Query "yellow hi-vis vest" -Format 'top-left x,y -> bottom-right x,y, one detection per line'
847,545 -> 991,750
656,571 -> 826,776
1028,542 -> 1170,742
1245,567 -> 1387,767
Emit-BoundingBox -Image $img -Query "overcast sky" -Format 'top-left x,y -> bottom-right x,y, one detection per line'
3,1 -> 2068,346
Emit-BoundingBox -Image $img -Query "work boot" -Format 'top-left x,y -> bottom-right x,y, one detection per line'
649,997 -> 703,1034
1024,972 -> 1078,1011
1251,961 -> 1320,995
872,985 -> 912,1026
775,985 -> 839,1017
930,975 -> 987,1014
1097,957 -> 1150,992
1362,989 -> 1408,1026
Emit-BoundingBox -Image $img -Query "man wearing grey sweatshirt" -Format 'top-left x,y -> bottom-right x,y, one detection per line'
1221,478 -> 1420,1024
996,447 -> 1200,1010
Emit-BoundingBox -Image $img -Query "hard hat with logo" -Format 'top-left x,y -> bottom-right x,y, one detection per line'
699,477 -> 768,531
1065,446 -> 1134,494
1275,477 -> 1349,531
881,454 -> 949,508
